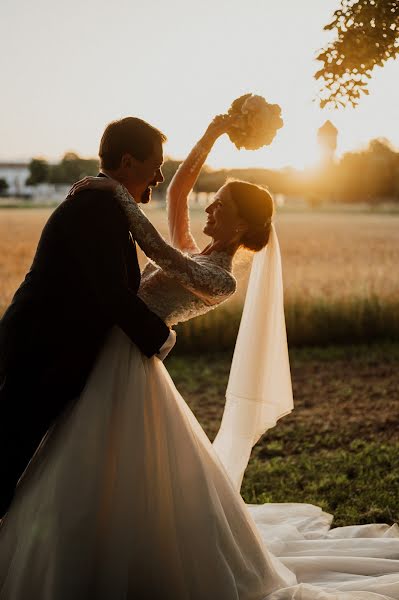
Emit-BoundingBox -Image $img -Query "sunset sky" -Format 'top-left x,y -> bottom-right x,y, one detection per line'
1,0 -> 399,170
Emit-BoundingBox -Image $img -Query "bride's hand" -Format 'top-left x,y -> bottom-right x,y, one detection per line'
69,176 -> 120,196
202,114 -> 240,146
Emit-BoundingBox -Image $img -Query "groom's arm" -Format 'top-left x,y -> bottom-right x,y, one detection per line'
64,191 -> 170,357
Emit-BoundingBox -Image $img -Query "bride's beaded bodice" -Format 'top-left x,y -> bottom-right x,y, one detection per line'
138,251 -> 235,327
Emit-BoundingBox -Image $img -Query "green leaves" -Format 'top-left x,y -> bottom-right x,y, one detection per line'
26,158 -> 49,186
316,0 -> 399,108
26,153 -> 99,186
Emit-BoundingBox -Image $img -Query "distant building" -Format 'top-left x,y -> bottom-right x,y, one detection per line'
0,162 -> 32,196
0,162 -> 69,202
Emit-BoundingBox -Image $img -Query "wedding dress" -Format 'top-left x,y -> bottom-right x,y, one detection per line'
0,142 -> 398,600
0,198 -> 295,599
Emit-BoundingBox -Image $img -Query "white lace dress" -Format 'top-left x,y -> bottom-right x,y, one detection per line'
0,144 -> 398,600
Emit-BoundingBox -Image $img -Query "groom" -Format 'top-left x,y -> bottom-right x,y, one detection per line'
0,117 -> 175,517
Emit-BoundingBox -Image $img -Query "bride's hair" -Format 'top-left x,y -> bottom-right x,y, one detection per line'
226,180 -> 274,251
99,117 -> 167,170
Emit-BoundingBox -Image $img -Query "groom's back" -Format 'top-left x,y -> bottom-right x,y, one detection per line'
0,191 -> 139,403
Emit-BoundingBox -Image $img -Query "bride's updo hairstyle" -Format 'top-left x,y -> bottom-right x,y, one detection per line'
226,180 -> 274,251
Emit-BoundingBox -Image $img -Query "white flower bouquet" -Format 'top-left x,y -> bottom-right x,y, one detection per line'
227,94 -> 283,150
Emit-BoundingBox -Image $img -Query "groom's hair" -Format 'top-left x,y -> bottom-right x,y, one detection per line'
99,117 -> 167,169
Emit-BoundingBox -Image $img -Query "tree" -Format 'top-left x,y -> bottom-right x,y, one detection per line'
316,0 -> 399,108
26,158 -> 49,185
0,178 -> 9,196
334,138 -> 399,201
49,152 -> 99,184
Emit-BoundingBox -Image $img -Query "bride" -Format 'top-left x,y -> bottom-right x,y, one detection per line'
0,114 -> 398,600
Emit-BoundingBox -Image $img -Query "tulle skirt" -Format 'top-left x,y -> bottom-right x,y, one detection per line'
0,327 -> 398,599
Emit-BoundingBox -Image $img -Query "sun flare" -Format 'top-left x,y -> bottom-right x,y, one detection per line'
0,0 -> 398,171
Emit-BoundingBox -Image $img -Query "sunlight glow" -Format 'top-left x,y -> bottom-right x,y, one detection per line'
1,0 -> 398,170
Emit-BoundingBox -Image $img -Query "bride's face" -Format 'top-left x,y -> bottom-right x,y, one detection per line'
204,185 -> 248,243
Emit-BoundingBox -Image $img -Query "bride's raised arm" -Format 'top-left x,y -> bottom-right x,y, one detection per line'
167,115 -> 235,253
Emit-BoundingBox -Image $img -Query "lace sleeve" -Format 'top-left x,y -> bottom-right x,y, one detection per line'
115,186 -> 236,302
141,260 -> 158,280
166,142 -> 211,253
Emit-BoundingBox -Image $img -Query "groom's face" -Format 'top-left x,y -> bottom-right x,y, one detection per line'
123,143 -> 164,204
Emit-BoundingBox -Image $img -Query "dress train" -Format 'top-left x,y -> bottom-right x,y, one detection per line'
0,328 -> 398,599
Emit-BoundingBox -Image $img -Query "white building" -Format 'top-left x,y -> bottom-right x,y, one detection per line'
0,162 -> 32,196
0,162 -> 70,202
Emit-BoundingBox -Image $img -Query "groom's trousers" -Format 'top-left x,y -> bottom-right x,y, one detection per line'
0,365 -> 77,519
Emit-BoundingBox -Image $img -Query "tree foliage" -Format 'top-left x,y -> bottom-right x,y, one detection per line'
181,139 -> 399,203
334,137 -> 399,200
26,153 -> 99,186
49,152 -> 98,184
26,158 -> 49,186
316,0 -> 399,108
0,178 -> 9,195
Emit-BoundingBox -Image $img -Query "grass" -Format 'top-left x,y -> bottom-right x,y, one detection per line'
166,343 -> 399,527
173,295 -> 399,352
243,442 -> 399,526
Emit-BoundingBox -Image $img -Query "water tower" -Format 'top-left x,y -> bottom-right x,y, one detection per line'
317,120 -> 338,165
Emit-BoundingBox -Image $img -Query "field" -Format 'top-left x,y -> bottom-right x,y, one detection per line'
1,206 -> 399,347
0,206 -> 398,525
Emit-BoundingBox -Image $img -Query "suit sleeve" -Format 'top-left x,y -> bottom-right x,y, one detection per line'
64,192 -> 170,357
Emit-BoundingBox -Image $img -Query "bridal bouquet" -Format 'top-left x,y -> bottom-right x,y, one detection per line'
227,94 -> 283,150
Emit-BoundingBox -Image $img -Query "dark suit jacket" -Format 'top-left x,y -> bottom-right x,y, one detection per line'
0,179 -> 169,424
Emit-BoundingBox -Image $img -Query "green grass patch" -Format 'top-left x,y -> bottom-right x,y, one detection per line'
166,344 -> 399,526
242,442 -> 399,527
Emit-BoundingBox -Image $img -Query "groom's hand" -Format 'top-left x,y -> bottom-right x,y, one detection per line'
157,329 -> 176,361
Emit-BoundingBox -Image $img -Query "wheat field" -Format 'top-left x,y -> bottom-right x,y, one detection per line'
1,206 -> 398,346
